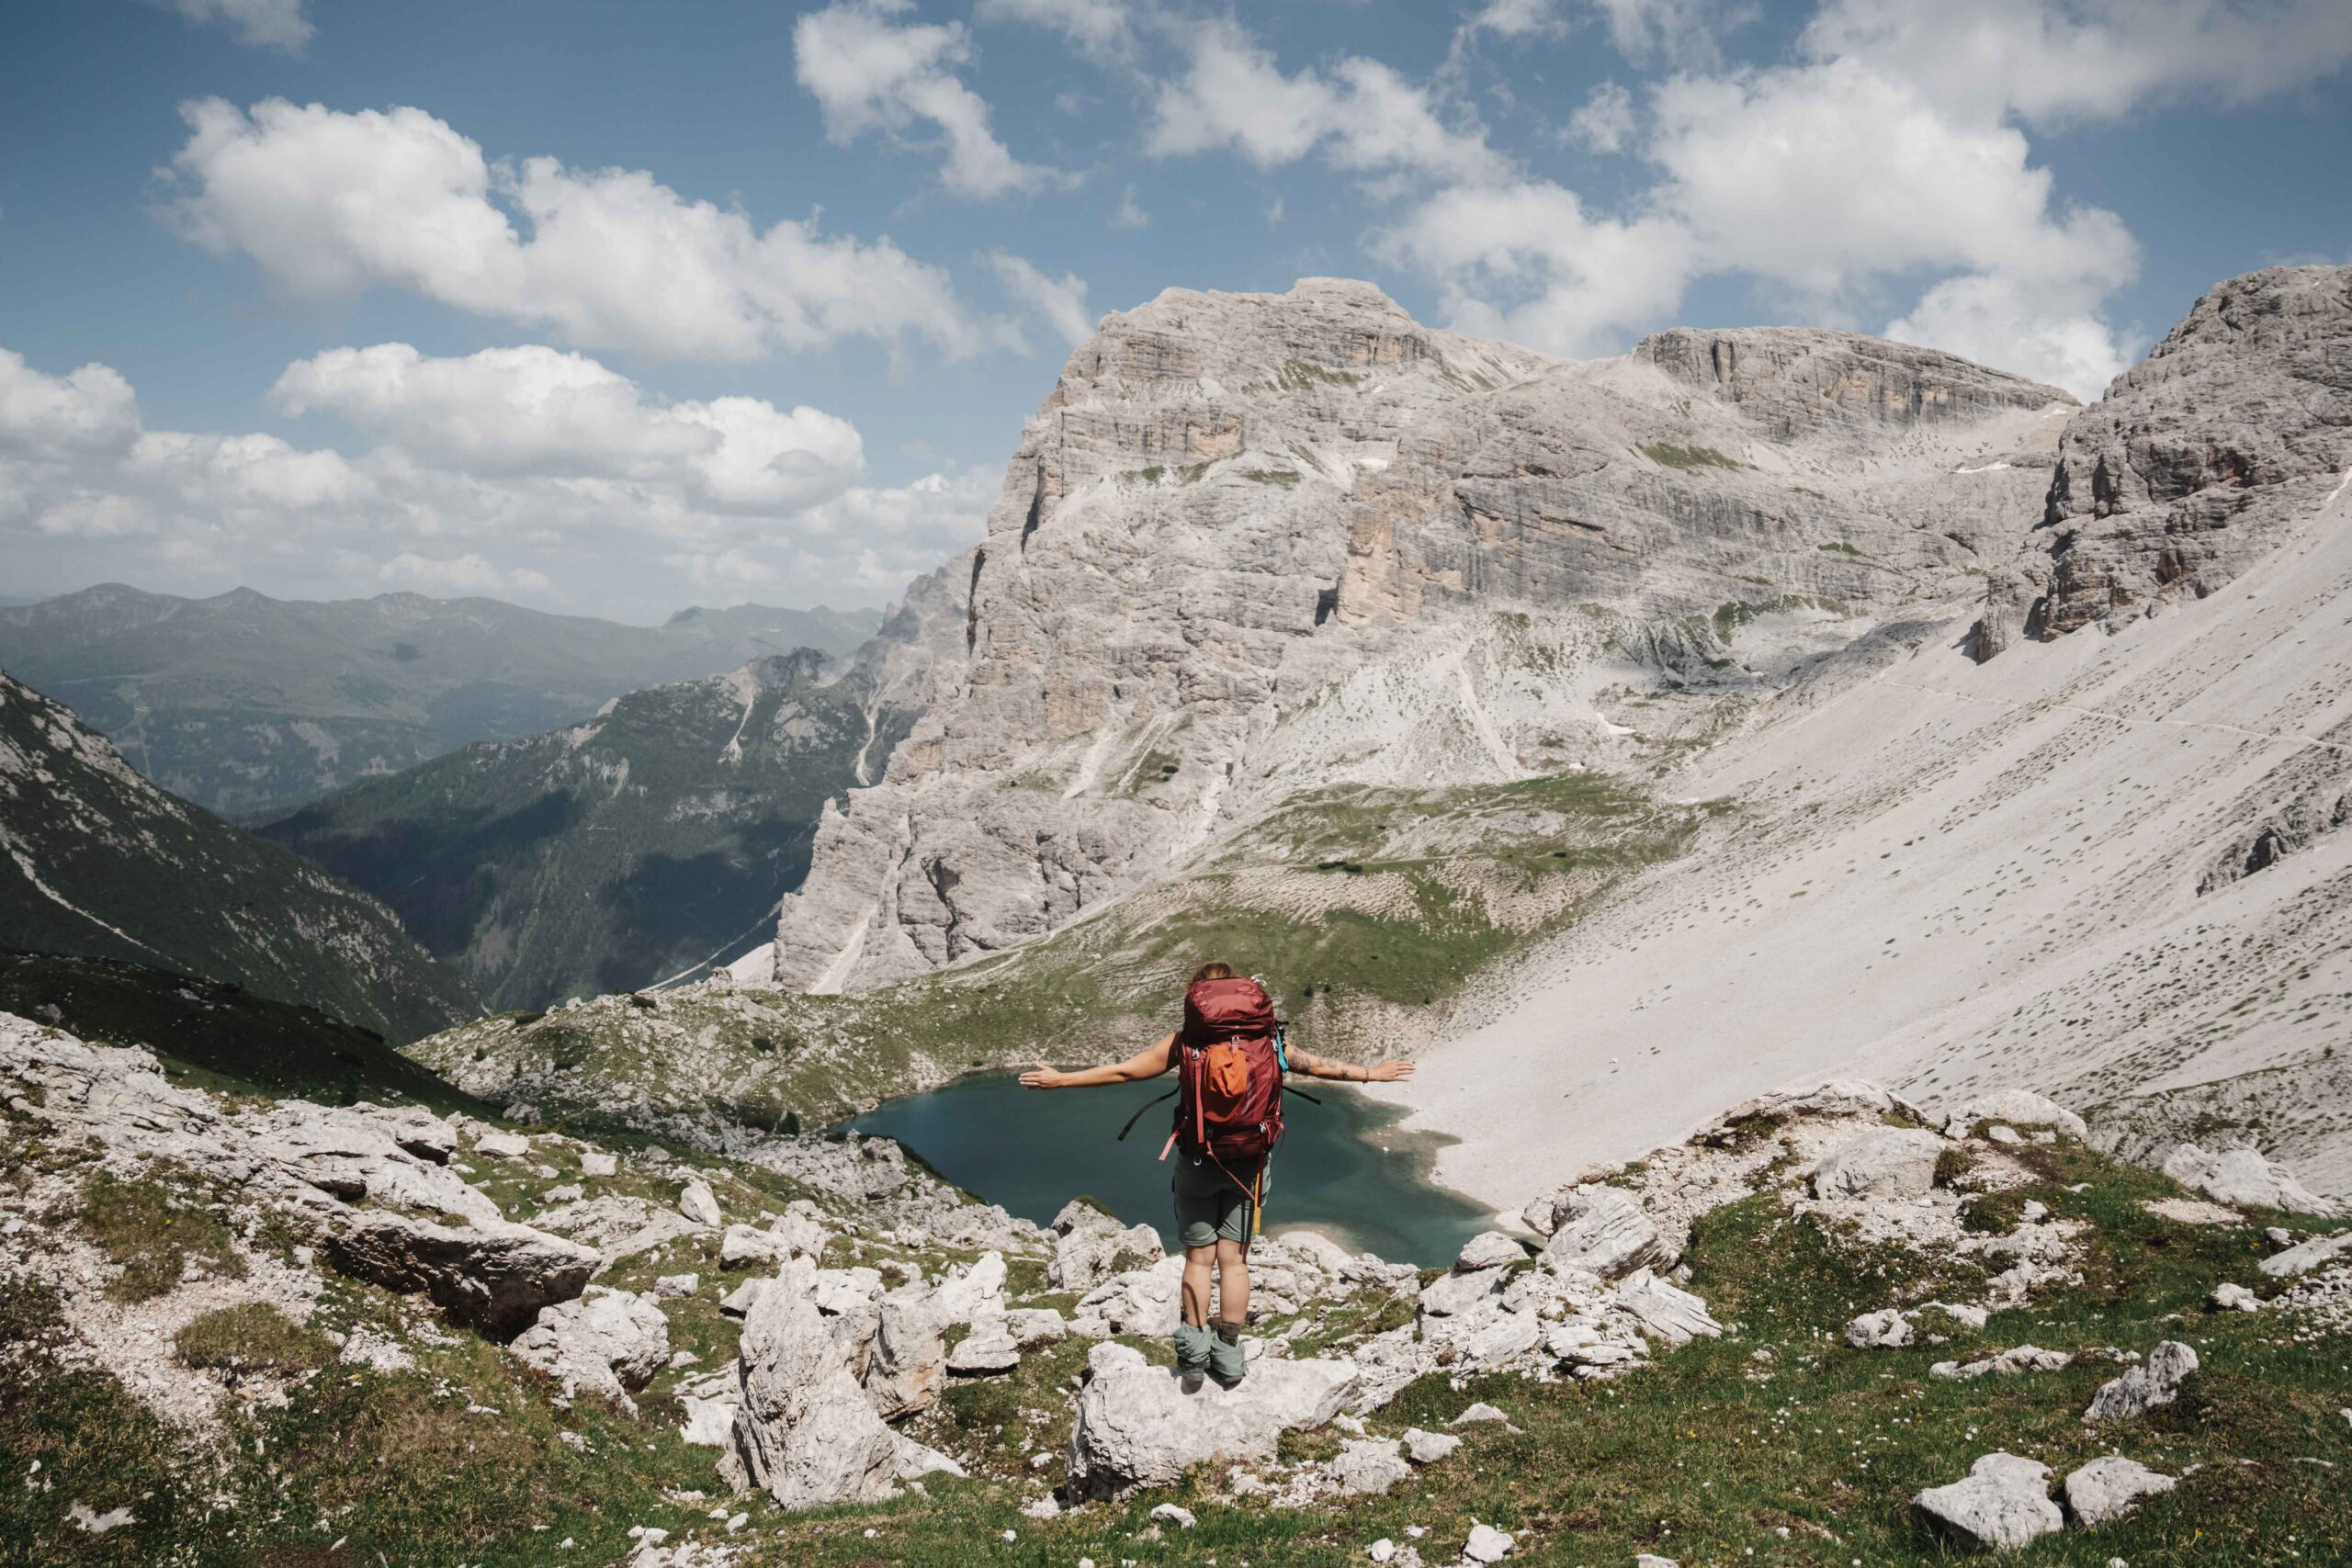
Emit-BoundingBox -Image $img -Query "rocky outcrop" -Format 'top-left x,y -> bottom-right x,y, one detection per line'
0,1019 -> 594,1337
1066,1340 -> 1362,1497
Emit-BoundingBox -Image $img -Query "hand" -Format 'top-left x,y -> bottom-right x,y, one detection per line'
1363,1060 -> 1415,1083
1019,1062 -> 1061,1090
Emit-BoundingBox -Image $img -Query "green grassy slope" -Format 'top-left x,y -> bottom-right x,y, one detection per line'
6,1105 -> 2342,1564
0,672 -> 481,1044
263,652 -> 911,1010
0,584 -> 879,817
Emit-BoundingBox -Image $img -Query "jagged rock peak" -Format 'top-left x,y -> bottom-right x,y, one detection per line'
1985,264 -> 2352,649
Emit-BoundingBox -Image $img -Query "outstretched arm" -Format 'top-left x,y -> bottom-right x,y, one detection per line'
1021,1032 -> 1178,1090
1287,1046 -> 1415,1084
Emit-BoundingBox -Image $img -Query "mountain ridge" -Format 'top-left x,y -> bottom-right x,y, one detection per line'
0,583 -> 880,818
260,649 -> 912,1010
0,670 -> 481,1043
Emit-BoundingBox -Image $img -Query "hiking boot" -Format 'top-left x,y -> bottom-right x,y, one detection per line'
1172,1322 -> 1212,1393
1208,1318 -> 1248,1389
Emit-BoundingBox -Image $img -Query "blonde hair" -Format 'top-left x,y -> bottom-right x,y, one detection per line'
1189,961 -> 1235,984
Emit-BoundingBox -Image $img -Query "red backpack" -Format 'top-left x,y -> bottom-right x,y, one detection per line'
1173,976 -> 1284,1164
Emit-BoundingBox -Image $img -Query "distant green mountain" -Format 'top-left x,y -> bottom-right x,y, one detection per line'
0,583 -> 880,818
0,671 -> 481,1043
0,951 -> 487,1113
261,652 -> 910,1010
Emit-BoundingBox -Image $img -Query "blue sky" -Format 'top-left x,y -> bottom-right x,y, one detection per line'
2,0 -> 2346,622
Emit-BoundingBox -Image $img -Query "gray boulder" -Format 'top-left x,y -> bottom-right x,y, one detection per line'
1611,1271 -> 1723,1347
2085,1340 -> 2198,1421
863,1284 -> 947,1418
945,1321 -> 1022,1376
1810,1126 -> 1947,1201
1538,1187 -> 1676,1280
1327,1437 -> 1414,1496
729,1271 -> 962,1508
1402,1427 -> 1461,1464
1454,1231 -> 1530,1271
1845,1308 -> 1914,1348
1419,1267 -> 1508,1318
1001,1307 -> 1068,1348
1940,1090 -> 2087,1141
678,1179 -> 723,1227
512,1287 -> 669,1404
1913,1452 -> 2063,1551
1067,1340 -> 1360,1497
321,1210 -> 598,1338
1047,1201 -> 1164,1292
2063,1455 -> 2176,1526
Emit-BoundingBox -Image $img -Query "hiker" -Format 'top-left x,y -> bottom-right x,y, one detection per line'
1018,962 -> 1414,1392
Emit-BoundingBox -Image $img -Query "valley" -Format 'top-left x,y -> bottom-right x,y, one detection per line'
0,585 -> 878,818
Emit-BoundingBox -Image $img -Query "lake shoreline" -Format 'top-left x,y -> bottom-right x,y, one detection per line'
842,1066 -> 1492,1266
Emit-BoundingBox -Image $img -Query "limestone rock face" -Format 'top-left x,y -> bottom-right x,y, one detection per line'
2006,265 -> 2352,644
765,280 -> 2071,993
1066,1340 -> 1360,1497
1913,1452 -> 2063,1551
863,1283 -> 949,1420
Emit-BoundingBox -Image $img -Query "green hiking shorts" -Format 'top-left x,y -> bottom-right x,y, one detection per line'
1172,1151 -> 1265,1248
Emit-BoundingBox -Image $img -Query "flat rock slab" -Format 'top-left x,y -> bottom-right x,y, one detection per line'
1454,1230 -> 1530,1271
1914,1452 -> 2062,1551
2064,1455 -> 2176,1526
2259,1230 -> 2352,1279
1068,1341 -> 1359,1496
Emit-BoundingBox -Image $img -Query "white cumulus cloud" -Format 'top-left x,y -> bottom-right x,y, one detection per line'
989,253 -> 1094,349
795,0 -> 1057,200
975,0 -> 1137,65
2,341 -> 968,612
1804,0 -> 2352,127
269,344 -> 865,510
1146,19 -> 1504,186
164,0 -> 312,51
164,97 -> 995,362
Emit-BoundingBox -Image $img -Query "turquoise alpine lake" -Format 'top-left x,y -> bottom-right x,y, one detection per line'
844,1071 -> 1492,1267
